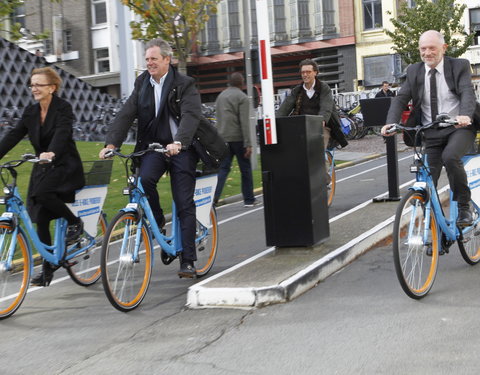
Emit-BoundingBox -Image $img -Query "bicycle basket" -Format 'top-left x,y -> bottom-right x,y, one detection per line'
82,160 -> 113,186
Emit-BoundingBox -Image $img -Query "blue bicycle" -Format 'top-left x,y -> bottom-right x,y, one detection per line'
389,118 -> 480,299
100,145 -> 219,312
0,155 -> 110,319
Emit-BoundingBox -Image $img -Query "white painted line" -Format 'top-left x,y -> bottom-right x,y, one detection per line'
337,154 -> 412,183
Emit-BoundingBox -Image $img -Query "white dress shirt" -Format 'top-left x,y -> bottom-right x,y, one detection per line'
150,73 -> 178,138
421,58 -> 460,124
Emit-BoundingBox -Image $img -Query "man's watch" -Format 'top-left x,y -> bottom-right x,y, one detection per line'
173,141 -> 182,147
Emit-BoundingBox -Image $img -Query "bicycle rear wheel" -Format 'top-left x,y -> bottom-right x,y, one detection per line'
458,203 -> 480,265
0,225 -> 31,319
392,190 -> 439,299
195,207 -> 219,277
101,212 -> 153,312
326,151 -> 336,207
67,213 -> 107,286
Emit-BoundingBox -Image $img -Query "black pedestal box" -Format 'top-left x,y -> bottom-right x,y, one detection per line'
259,115 -> 329,247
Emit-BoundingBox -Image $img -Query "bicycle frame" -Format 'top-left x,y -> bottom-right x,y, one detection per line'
0,169 -> 99,274
409,153 -> 480,245
120,173 -> 217,262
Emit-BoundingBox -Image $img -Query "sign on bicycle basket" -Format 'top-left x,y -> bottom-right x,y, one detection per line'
464,155 -> 480,208
194,174 -> 218,228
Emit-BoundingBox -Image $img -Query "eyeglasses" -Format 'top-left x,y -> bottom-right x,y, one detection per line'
301,70 -> 315,75
28,84 -> 52,89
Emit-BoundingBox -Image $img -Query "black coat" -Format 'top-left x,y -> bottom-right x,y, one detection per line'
106,66 -> 202,150
0,95 -> 85,221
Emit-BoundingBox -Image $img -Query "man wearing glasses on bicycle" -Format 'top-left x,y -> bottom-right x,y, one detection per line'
382,30 -> 478,227
99,38 -> 201,278
276,59 -> 347,151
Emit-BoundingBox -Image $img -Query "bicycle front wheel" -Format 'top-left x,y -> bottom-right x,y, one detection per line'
0,225 -> 31,319
326,151 -> 336,207
392,190 -> 439,299
458,203 -> 480,265
195,207 -> 219,277
67,213 -> 107,286
101,212 -> 153,312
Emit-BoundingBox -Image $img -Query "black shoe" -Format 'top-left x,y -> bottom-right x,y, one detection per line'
66,220 -> 84,243
30,262 -> 58,286
457,205 -> 473,227
178,261 -> 197,279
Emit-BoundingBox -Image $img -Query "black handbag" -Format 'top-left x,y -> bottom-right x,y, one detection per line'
193,116 -> 228,169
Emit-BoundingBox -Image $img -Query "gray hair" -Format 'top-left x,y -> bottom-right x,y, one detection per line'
419,30 -> 445,45
145,38 -> 173,57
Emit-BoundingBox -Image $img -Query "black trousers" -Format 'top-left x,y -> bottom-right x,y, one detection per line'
424,126 -> 476,205
139,148 -> 198,261
34,192 -> 79,245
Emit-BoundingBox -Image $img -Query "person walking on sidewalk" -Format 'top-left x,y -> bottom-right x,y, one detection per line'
382,30 -> 478,227
214,72 -> 257,207
99,38 -> 201,278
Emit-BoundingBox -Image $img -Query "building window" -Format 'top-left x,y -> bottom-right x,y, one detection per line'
470,8 -> 480,46
363,0 -> 382,30
314,0 -> 336,35
44,39 -> 53,55
63,30 -> 73,52
92,0 -> 107,25
298,0 -> 310,32
12,5 -> 26,28
95,48 -> 110,73
228,0 -> 241,47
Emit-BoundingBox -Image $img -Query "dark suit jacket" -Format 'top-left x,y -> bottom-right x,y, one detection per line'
386,56 -> 478,129
0,95 -> 85,221
107,66 -> 202,150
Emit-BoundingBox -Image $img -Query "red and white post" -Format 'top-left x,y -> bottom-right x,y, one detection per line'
256,0 -> 277,145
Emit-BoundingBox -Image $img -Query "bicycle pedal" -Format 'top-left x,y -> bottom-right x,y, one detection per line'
160,250 -> 176,265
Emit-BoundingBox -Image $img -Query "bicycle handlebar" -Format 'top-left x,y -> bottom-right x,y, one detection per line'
104,143 -> 167,159
386,115 -> 459,135
0,154 -> 52,169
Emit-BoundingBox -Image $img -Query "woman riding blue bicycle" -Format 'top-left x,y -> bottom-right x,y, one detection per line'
0,67 -> 85,286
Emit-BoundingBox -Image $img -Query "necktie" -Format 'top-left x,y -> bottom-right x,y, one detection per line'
430,69 -> 438,122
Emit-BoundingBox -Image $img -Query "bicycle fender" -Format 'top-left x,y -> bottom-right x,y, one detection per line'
408,183 -> 430,201
0,212 -> 17,230
120,203 -> 139,215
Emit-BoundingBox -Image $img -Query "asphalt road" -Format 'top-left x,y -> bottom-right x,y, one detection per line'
4,150 -> 478,374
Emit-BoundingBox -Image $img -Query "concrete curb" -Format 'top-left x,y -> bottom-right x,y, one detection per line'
187,212 -> 396,308
188,178 -> 450,309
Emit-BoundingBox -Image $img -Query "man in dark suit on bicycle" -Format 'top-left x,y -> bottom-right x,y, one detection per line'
99,38 -> 201,278
382,30 -> 478,227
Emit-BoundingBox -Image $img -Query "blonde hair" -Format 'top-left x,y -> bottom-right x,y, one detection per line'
31,67 -> 62,93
